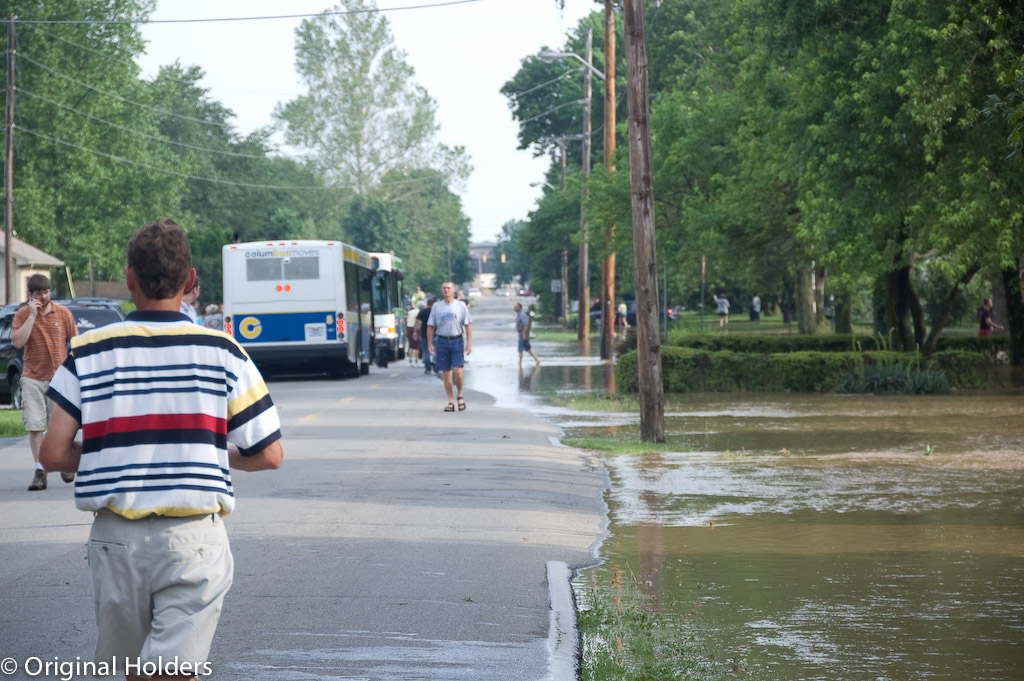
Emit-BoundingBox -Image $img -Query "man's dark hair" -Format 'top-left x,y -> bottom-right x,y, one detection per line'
127,218 -> 192,300
27,274 -> 51,293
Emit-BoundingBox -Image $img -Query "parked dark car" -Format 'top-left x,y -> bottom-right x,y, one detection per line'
590,300 -> 636,328
0,299 -> 126,408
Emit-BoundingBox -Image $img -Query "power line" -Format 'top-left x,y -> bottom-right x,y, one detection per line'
22,24 -> 144,71
518,98 -> 586,126
508,68 -> 582,100
14,124 -> 322,190
18,53 -> 234,131
0,0 -> 489,25
21,24 -> 210,90
16,87 -> 269,159
14,124 -> 453,192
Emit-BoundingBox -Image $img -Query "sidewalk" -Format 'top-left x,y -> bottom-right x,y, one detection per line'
0,295 -> 607,680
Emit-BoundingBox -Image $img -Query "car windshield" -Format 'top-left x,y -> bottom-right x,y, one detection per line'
72,308 -> 123,332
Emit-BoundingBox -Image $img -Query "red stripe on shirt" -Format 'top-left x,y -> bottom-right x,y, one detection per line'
82,413 -> 227,439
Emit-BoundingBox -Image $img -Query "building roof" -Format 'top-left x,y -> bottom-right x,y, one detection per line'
0,235 -> 65,267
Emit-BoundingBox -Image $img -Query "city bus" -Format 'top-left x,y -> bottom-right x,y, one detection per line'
222,240 -> 376,377
370,251 -> 406,368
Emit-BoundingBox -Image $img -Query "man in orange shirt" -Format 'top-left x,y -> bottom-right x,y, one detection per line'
13,274 -> 77,491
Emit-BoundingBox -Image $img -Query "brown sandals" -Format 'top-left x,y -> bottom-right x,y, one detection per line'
444,402 -> 455,412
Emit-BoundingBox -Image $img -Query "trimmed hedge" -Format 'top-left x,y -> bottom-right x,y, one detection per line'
616,347 -> 986,393
667,333 -> 1007,357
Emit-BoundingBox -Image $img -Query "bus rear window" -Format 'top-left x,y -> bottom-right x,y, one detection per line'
284,257 -> 319,280
247,258 -> 281,281
246,256 -> 320,281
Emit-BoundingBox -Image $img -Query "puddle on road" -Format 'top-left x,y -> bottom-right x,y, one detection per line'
467,334 -> 1024,680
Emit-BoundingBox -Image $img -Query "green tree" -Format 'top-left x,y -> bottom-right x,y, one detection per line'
4,1 -> 186,284
275,0 -> 468,193
493,221 -> 531,287
384,172 -> 472,292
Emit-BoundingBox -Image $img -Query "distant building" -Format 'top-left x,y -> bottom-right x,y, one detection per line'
469,241 -> 497,289
0,236 -> 64,303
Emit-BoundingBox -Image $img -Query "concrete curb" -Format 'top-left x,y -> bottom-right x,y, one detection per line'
546,561 -> 579,681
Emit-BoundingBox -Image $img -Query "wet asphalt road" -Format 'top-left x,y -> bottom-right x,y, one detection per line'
0,295 -> 607,680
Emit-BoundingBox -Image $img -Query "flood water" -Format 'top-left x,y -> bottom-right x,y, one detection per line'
465,317 -> 1024,680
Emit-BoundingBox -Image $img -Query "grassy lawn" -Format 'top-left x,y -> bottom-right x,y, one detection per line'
531,328 -> 581,342
665,311 -> 875,337
0,410 -> 27,438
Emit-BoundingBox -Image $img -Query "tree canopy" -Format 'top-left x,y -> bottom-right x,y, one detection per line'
503,0 -> 1024,359
2,0 -> 473,307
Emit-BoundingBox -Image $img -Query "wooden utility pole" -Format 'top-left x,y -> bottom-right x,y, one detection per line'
577,28 -> 593,342
4,18 -> 15,305
622,0 -> 664,442
600,0 -> 618,360
559,138 -> 568,331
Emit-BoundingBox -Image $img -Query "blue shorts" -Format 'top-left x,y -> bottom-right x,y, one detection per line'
518,337 -> 532,352
434,335 -> 464,372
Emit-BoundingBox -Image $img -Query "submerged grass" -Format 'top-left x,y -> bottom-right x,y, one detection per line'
563,436 -> 677,456
577,567 -> 736,681
553,392 -> 640,412
0,410 -> 27,438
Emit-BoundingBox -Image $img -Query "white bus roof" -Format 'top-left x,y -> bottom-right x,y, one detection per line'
225,240 -> 374,268
370,252 -> 404,271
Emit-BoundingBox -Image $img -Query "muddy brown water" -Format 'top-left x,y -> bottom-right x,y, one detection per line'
466,331 -> 1024,680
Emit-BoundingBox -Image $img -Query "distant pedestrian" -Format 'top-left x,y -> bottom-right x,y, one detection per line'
514,302 -> 540,367
13,274 -> 77,491
417,297 -> 435,374
411,286 -> 426,306
180,273 -> 201,323
427,281 -> 472,412
978,298 -> 1003,336
751,294 -> 761,323
617,300 -> 629,332
40,218 -> 283,677
204,303 -> 224,331
407,300 -> 423,365
714,293 -> 730,327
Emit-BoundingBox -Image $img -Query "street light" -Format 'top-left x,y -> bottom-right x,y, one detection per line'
539,52 -> 606,82
540,28 -> 598,343
530,180 -> 569,329
543,32 -> 619,360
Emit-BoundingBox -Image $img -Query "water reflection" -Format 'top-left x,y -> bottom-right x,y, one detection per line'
577,393 -> 1024,680
464,313 -> 1023,680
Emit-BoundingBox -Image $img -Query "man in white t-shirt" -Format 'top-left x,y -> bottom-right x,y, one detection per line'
426,281 -> 472,412
179,273 -> 200,323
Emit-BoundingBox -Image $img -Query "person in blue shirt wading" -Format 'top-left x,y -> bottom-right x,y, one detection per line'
514,302 -> 540,368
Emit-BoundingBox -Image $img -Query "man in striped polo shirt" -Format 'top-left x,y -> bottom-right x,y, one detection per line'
13,273 -> 78,491
41,219 -> 283,679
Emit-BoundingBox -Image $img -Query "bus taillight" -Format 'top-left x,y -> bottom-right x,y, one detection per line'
224,316 -> 233,335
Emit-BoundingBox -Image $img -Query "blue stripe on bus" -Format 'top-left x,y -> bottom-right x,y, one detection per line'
232,311 -> 338,344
